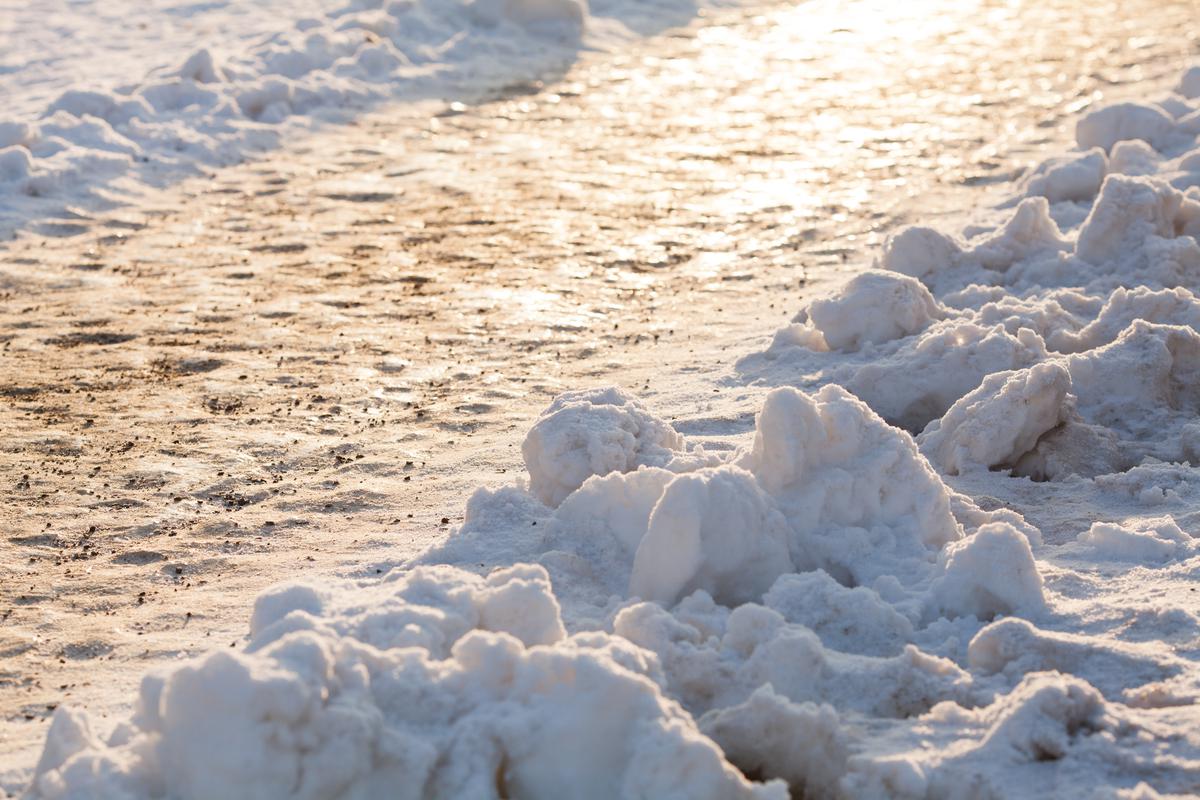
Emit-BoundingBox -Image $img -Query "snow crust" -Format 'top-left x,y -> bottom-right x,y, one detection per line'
28,59 -> 1200,800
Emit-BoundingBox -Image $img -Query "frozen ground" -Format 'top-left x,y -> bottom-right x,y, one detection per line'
4,0 -> 1200,796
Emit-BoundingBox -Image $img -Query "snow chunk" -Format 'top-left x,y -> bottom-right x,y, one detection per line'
845,320 -> 1048,431
1075,101 -> 1177,152
933,522 -> 1047,621
880,225 -> 962,279
801,270 -> 943,351
521,386 -> 684,507
1178,65 -> 1200,99
967,197 -> 1070,272
878,199 -> 1068,284
629,466 -> 793,607
919,362 -> 1071,475
1108,139 -> 1161,177
1075,175 -> 1200,266
177,49 -> 223,84
1053,286 -> 1200,353
1021,148 -> 1107,203
1066,321 -> 1200,447
614,598 -> 977,720
968,617 -> 1180,697
762,571 -> 915,657
842,674 -> 1116,799
1076,517 -> 1197,562
700,686 -> 850,799
739,385 -> 961,587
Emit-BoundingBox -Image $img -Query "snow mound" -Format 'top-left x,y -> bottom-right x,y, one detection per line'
738,385 -> 962,587
795,270 -> 943,352
844,673 -> 1115,799
0,0 -> 739,236
918,362 -> 1072,475
613,595 -> 979,720
762,570 -> 915,657
29,564 -> 784,800
1021,148 -> 1108,203
1053,286 -> 1200,353
879,197 -> 1069,284
1179,65 -> 1200,99
521,386 -> 684,506
967,617 -> 1181,698
880,224 -> 964,280
1075,102 -> 1178,153
1074,175 -> 1200,267
1075,517 -> 1197,563
699,686 -> 850,800
931,522 -> 1047,621
843,320 -> 1049,431
629,466 -> 793,607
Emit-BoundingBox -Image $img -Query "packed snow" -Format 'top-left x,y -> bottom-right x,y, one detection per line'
0,0 -> 741,237
22,38 -> 1200,800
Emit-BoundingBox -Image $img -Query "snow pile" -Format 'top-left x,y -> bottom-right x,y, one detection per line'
0,0 -> 738,237
792,270 -> 944,352
30,565 -> 784,800
31,380 -> 1061,798
448,383 -> 1041,624
757,90 -> 1200,475
841,673 -> 1186,800
1074,517 -> 1198,563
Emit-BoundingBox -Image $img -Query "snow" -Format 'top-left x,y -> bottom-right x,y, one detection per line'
796,270 -> 943,352
0,0 -> 744,238
29,564 -> 784,800
21,26 -> 1200,800
1075,102 -> 1179,153
918,363 -> 1072,476
520,386 -> 686,507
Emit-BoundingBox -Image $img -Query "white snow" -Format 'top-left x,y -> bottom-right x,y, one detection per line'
918,363 -> 1072,476
521,386 -> 685,507
29,565 -> 783,800
793,270 -> 943,352
0,0 -> 744,238
23,37 -> 1200,800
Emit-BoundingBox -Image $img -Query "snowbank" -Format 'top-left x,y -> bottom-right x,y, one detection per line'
30,565 -> 784,800
30,380 -> 1064,798
0,0 -> 743,237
